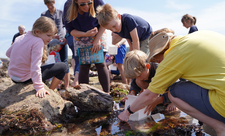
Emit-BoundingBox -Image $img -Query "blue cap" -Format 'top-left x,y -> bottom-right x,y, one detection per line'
48,39 -> 65,47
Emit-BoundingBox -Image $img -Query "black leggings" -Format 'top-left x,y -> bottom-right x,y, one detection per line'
12,62 -> 67,83
79,62 -> 110,93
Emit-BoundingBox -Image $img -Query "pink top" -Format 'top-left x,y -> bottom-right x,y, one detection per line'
6,31 -> 45,91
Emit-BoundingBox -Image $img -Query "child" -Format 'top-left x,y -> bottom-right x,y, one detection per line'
111,33 -> 130,84
48,39 -> 65,63
181,14 -> 198,34
6,16 -> 68,98
41,0 -> 70,90
122,50 -> 177,112
96,4 -> 153,55
47,39 -> 69,90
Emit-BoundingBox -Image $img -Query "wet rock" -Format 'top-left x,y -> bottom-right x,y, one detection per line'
66,84 -> 113,112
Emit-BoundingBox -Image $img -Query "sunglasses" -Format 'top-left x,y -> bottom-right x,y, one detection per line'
79,1 -> 93,6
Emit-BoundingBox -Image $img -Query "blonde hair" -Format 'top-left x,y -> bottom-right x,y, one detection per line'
96,3 -> 118,27
48,44 -> 61,54
67,0 -> 95,22
181,14 -> 197,25
32,16 -> 57,64
44,0 -> 55,4
123,50 -> 147,79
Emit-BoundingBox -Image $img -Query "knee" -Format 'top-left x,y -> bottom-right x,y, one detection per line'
60,62 -> 68,73
168,90 -> 175,103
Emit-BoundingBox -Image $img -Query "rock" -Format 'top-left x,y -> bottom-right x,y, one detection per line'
66,84 -> 113,112
0,78 -> 13,92
0,82 -> 65,121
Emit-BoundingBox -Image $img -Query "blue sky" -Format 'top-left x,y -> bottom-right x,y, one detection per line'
1,0 -> 225,58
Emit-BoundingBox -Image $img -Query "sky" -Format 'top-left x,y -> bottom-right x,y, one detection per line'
1,0 -> 225,59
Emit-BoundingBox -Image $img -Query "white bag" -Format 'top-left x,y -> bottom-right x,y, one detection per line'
43,55 -> 55,65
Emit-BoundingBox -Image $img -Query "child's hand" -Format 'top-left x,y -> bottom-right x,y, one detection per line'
36,88 -> 50,98
92,40 -> 101,53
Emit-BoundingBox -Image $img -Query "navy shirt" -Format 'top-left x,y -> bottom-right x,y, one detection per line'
189,25 -> 198,34
65,0 -> 104,34
115,14 -> 152,42
63,0 -> 71,31
41,9 -> 65,40
12,32 -> 22,43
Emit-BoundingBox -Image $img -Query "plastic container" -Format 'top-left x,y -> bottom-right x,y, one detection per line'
151,113 -> 165,122
108,45 -> 118,55
109,64 -> 117,70
125,95 -> 151,121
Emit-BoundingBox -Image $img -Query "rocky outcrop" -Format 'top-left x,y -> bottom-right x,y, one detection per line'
66,84 -> 114,112
0,82 -> 65,133
0,83 -> 65,120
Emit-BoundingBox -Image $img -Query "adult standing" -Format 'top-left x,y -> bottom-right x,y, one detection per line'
41,0 -> 70,89
63,0 -> 80,87
12,25 -> 26,44
64,0 -> 110,93
118,30 -> 225,136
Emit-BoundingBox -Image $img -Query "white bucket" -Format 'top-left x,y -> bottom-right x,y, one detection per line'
125,95 -> 151,121
108,45 -> 118,55
109,64 -> 117,71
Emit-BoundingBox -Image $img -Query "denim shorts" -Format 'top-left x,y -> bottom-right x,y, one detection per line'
170,81 -> 225,123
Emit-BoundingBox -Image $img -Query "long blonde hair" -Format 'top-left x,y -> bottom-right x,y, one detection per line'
32,16 -> 57,63
67,0 -> 95,22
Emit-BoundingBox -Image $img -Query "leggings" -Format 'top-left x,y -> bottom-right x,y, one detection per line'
79,62 -> 110,93
12,62 -> 67,83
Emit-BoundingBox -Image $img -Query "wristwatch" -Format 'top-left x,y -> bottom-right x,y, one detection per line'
127,105 -> 134,114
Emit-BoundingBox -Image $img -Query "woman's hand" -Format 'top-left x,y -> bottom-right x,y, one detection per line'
86,27 -> 98,37
36,88 -> 50,98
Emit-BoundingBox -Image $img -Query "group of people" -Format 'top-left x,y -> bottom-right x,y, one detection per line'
7,0 -> 225,135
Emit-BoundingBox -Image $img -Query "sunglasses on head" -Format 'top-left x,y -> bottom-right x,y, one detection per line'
79,1 -> 93,6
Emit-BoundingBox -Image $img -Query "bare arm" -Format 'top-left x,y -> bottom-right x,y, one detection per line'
130,28 -> 140,50
91,26 -> 106,53
70,27 -> 98,37
118,89 -> 158,122
126,39 -> 133,51
112,33 -> 126,46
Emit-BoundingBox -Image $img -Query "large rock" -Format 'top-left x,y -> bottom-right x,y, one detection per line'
66,84 -> 113,112
0,83 -> 65,120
